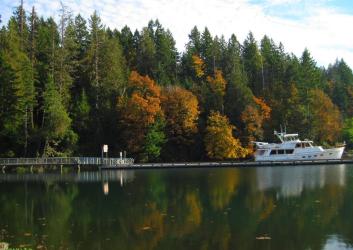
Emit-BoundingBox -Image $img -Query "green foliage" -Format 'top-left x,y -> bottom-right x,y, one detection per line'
42,74 -> 74,156
142,116 -> 166,162
343,118 -> 353,148
242,32 -> 263,96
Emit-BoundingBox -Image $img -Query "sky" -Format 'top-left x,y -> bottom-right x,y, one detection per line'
1,0 -> 353,68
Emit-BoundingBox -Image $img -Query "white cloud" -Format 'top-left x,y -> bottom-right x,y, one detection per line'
1,0 -> 353,68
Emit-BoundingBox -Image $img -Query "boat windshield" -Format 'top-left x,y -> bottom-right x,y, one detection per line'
283,135 -> 298,141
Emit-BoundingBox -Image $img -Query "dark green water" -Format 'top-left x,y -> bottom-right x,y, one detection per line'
1,165 -> 353,250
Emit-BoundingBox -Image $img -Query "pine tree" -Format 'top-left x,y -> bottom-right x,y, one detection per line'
56,2 -> 76,107
223,34 -> 252,126
2,18 -> 35,156
86,11 -> 105,108
154,21 -> 178,85
299,48 -> 324,90
327,59 -> 353,116
180,26 -> 201,84
120,25 -> 136,70
42,74 -> 74,156
242,32 -> 263,96
200,27 -> 214,75
137,27 -> 156,78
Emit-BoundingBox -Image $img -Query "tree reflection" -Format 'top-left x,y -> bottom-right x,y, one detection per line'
0,165 -> 353,250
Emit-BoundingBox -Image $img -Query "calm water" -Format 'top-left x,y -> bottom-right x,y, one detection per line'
1,164 -> 353,250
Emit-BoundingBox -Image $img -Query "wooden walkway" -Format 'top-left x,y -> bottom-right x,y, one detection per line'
0,157 -> 353,171
127,159 -> 353,169
0,157 -> 133,170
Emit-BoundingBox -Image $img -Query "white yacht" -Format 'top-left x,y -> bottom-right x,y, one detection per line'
254,131 -> 345,161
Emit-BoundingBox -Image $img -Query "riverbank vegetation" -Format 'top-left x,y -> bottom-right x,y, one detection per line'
0,3 -> 353,161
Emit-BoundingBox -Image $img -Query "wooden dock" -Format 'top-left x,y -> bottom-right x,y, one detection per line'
0,157 -> 353,171
127,159 -> 353,169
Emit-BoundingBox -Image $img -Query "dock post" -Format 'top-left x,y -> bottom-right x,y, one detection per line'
2,165 -> 6,173
60,165 -> 63,174
78,164 -> 80,173
30,165 -> 33,173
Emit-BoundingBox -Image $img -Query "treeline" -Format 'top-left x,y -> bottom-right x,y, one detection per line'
0,3 -> 353,161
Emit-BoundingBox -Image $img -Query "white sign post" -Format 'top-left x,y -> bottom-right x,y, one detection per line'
103,145 -> 108,153
101,144 -> 109,167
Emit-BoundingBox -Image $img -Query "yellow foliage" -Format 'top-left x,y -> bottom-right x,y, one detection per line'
309,89 -> 342,143
185,192 -> 202,226
208,169 -> 240,210
206,69 -> 226,97
192,54 -> 205,78
204,111 -> 247,160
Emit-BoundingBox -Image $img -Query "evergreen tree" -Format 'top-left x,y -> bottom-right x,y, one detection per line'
2,19 -> 35,156
85,11 -> 105,107
154,20 -> 178,85
136,27 -> 156,78
42,74 -> 75,156
327,59 -> 353,116
180,26 -> 201,85
299,48 -> 324,90
200,27 -> 214,75
120,25 -> 136,70
242,32 -> 263,96
223,34 -> 252,126
260,35 -> 286,92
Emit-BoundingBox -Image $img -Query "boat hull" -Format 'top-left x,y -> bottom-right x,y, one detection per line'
255,146 -> 345,162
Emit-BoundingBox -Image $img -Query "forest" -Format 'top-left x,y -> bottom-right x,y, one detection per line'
0,3 -> 353,162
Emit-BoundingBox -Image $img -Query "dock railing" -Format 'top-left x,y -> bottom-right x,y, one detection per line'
0,157 -> 134,166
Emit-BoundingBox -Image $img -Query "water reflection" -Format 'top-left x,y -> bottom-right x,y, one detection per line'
323,235 -> 353,250
256,165 -> 346,198
0,165 -> 353,250
0,170 -> 135,185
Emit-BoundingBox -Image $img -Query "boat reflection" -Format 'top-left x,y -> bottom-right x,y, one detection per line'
256,165 -> 346,198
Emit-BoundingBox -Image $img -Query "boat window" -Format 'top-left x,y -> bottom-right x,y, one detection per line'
285,149 -> 294,154
270,150 -> 277,155
257,150 -> 266,156
305,143 -> 311,147
278,149 -> 285,154
296,143 -> 301,148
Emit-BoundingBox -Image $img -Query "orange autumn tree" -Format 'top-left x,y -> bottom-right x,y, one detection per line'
309,89 -> 342,143
161,86 -> 199,139
118,71 -> 163,157
241,96 -> 271,150
204,111 -> 247,160
161,86 -> 199,160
